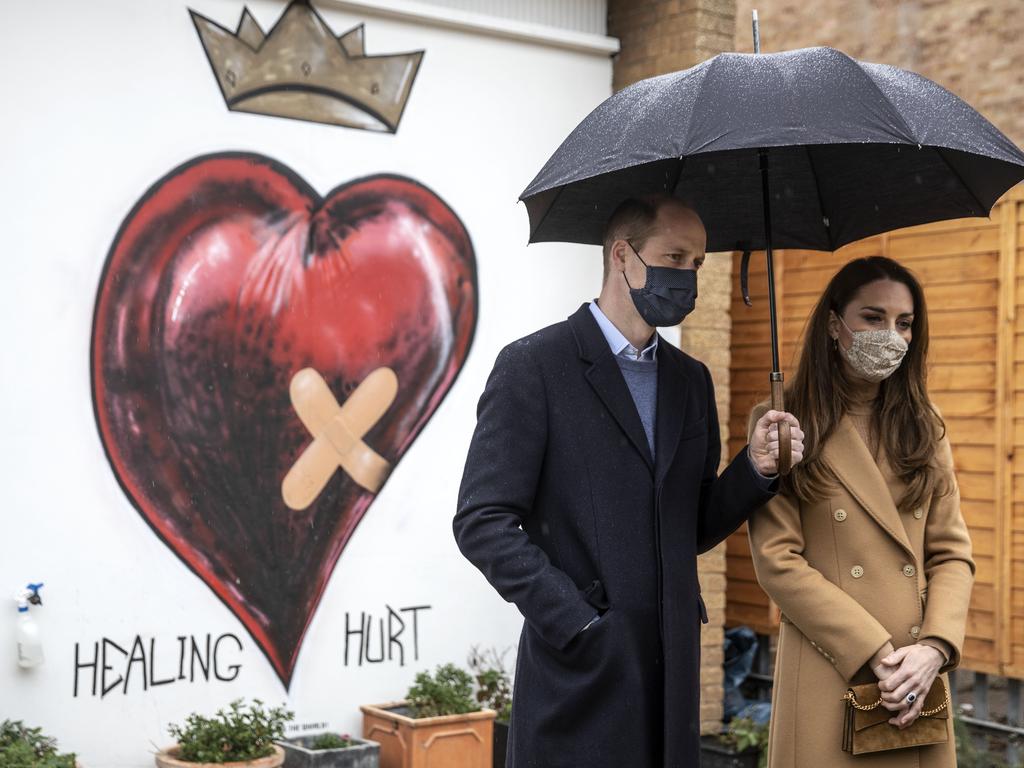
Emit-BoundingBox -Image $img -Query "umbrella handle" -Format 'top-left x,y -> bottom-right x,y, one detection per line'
770,373 -> 792,476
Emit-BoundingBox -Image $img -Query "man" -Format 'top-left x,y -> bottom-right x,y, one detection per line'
454,196 -> 804,767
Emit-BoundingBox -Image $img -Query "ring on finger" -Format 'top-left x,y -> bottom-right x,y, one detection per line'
906,692 -> 917,704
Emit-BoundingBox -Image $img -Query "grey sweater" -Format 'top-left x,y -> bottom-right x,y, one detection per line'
615,355 -> 657,458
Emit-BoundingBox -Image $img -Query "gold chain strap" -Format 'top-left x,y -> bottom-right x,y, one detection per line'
843,690 -> 883,711
922,687 -> 951,717
843,686 -> 950,716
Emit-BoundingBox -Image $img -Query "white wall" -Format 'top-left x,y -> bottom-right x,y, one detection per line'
411,0 -> 607,34
0,2 -> 611,765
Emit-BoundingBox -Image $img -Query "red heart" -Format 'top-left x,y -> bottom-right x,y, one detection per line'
91,153 -> 477,687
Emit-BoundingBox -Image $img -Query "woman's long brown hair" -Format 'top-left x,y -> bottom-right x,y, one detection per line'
784,256 -> 950,511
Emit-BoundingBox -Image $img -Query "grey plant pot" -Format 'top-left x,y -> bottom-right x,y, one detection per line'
277,736 -> 379,768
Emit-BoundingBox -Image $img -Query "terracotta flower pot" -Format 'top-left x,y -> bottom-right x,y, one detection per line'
154,744 -> 286,768
361,702 -> 495,768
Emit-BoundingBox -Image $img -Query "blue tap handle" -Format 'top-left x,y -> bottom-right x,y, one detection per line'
26,582 -> 44,606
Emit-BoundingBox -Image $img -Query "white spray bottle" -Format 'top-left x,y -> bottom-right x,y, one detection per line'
15,582 -> 44,668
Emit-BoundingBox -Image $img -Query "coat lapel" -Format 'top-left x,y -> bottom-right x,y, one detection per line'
821,416 -> 914,556
654,341 -> 690,485
568,304 -> 654,473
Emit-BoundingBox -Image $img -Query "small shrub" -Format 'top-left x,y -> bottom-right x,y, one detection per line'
406,663 -> 479,718
0,720 -> 76,768
718,718 -> 768,768
167,698 -> 294,764
309,734 -> 355,751
468,646 -> 513,722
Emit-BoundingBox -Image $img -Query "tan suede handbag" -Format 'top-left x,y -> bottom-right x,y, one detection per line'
841,678 -> 950,755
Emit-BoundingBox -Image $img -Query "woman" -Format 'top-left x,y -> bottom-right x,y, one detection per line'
747,256 -> 974,767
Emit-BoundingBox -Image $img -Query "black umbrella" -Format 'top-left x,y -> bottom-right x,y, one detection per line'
520,33 -> 1024,472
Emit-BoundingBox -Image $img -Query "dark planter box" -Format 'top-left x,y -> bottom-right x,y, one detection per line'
699,736 -> 760,768
493,720 -> 509,768
278,736 -> 379,768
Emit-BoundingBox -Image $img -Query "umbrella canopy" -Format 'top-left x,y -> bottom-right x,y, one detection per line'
521,46 -> 1024,252
521,44 -> 1024,474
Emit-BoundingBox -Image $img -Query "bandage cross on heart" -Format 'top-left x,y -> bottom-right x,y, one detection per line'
284,368 -> 398,509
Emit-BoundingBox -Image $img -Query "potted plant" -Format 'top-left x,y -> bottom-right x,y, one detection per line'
278,732 -> 379,768
156,698 -> 293,767
468,647 -> 514,768
0,719 -> 78,767
361,663 -> 496,768
699,717 -> 768,768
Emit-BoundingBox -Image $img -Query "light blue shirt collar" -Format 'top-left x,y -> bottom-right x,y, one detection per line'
589,301 -> 658,361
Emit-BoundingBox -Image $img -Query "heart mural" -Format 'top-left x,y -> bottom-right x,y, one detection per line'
91,152 -> 477,687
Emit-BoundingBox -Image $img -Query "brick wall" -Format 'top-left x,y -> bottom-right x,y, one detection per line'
733,0 -> 1024,148
610,0 -> 735,90
608,0 -> 738,735
677,257 -> 733,733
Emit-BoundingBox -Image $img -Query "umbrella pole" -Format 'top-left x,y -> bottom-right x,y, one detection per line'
759,147 -> 793,475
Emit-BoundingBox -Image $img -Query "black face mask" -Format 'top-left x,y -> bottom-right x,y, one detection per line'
623,242 -> 698,327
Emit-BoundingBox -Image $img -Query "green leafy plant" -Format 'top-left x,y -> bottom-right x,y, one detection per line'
167,698 -> 294,764
718,718 -> 769,768
0,720 -> 77,768
309,734 -> 355,751
954,716 -> 1011,768
467,646 -> 513,723
406,663 -> 480,718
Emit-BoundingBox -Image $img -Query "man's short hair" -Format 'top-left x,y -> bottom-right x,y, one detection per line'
602,195 -> 670,282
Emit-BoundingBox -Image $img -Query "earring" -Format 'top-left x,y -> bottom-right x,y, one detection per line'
832,337 -> 838,351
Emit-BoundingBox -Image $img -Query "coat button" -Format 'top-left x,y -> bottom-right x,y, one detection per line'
903,564 -> 917,577
834,509 -> 848,522
910,626 -> 921,638
914,509 -> 924,519
851,565 -> 864,578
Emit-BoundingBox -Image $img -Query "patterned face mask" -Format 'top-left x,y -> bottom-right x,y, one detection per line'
623,242 -> 698,327
837,315 -> 909,382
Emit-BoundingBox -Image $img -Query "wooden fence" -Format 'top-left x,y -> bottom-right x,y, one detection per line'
725,185 -> 1024,677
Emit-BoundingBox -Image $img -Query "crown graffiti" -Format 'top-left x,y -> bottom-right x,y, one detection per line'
190,1 -> 424,133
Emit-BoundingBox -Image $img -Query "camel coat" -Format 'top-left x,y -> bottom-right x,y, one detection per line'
747,404 -> 975,768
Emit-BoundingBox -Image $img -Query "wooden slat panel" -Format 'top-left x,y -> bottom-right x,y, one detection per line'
931,336 -> 998,365
787,252 -> 997,288
726,554 -> 759,584
782,280 -> 998,315
886,226 -> 1000,259
959,471 -> 996,501
962,499 -> 997,529
971,527 -> 996,555
928,364 -> 997,391
930,309 -> 997,337
945,417 -> 997,445
727,580 -> 773,606
975,554 -> 996,584
724,603 -> 779,634
934,391 -> 996,419
973,583 -> 997,613
966,610 -> 997,638
962,638 -> 1000,671
952,445 -> 996,473
1004,191 -> 1023,674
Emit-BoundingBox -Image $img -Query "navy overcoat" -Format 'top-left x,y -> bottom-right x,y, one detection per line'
454,304 -> 777,767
